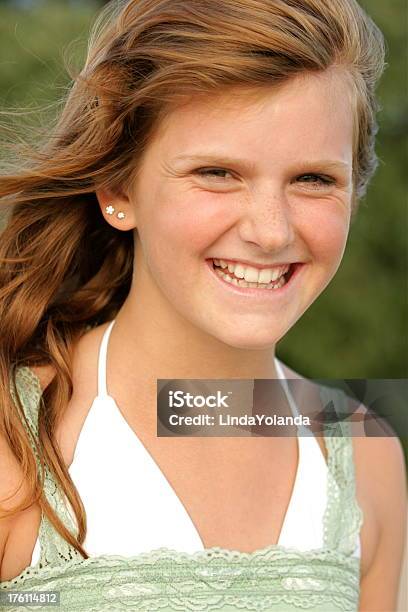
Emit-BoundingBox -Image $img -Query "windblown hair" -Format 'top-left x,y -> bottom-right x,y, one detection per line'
0,0 -> 385,558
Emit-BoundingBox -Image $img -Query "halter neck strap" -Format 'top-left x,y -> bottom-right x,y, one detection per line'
97,319 -> 303,426
97,319 -> 116,397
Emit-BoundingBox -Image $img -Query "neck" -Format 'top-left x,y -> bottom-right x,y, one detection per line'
112,292 -> 280,382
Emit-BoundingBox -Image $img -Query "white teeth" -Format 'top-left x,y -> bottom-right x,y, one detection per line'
214,259 -> 290,284
234,264 -> 245,279
258,268 -> 273,284
271,268 -> 282,282
244,267 -> 259,283
213,266 -> 287,290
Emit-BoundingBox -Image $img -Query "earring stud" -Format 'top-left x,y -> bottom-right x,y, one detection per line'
105,205 -> 126,220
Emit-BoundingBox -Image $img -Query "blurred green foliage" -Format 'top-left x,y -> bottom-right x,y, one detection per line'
279,0 -> 407,380
0,1 -> 97,106
0,0 -> 406,388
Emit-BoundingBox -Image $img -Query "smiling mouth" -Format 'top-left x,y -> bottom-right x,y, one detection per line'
209,259 -> 298,290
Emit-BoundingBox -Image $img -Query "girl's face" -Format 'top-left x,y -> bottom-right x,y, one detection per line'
114,69 -> 354,349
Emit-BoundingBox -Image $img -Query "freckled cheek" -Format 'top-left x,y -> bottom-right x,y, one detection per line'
303,213 -> 349,271
140,206 -> 219,294
151,195 -> 231,254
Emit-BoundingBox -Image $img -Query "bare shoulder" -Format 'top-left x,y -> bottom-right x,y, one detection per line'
0,423 -> 41,579
357,432 -> 407,608
1,322 -> 111,579
332,391 -> 406,603
352,425 -> 407,527
351,403 -> 407,608
29,363 -> 57,393
277,359 -> 407,598
27,323 -> 112,466
29,322 -> 111,395
41,322 -> 113,466
0,427 -> 26,521
348,401 -> 407,519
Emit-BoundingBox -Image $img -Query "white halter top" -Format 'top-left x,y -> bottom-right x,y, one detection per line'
31,319 -> 360,564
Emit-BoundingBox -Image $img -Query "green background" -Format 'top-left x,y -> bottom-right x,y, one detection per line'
0,0 -> 407,448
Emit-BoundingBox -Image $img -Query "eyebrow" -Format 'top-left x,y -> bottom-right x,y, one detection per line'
172,153 -> 351,173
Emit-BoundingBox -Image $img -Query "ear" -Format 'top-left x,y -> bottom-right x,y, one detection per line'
95,187 -> 137,230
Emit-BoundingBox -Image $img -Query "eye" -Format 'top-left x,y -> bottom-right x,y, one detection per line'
194,167 -> 233,180
294,173 -> 335,188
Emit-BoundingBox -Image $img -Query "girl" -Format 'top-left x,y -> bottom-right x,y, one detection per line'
0,0 -> 406,610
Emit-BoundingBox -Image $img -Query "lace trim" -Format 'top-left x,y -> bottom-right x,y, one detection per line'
318,387 -> 364,555
9,367 -> 83,568
1,546 -> 360,611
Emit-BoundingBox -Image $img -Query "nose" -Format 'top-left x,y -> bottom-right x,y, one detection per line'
236,188 -> 295,253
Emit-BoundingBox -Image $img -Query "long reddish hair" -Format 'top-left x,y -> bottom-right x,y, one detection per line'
0,0 -> 385,557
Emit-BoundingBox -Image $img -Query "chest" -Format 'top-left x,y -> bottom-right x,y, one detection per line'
61,395 -> 302,552
139,435 -> 301,548
55,391 -> 369,568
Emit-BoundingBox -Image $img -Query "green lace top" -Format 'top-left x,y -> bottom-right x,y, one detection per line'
1,366 -> 364,611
